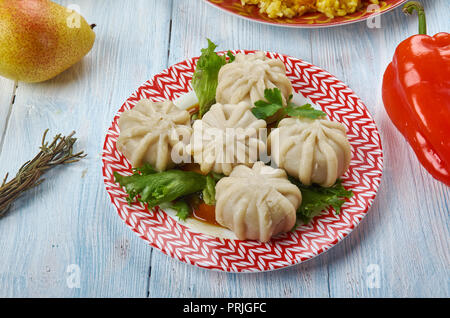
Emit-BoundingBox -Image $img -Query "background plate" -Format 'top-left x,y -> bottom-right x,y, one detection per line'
102,51 -> 383,272
204,0 -> 407,28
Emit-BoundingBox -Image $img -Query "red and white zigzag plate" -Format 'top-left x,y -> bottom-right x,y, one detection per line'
102,51 -> 384,272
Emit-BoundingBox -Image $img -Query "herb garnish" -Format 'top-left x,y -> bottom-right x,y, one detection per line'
192,39 -> 234,118
289,177 -> 354,225
114,164 -> 223,221
0,129 -> 86,217
168,201 -> 191,221
251,88 -> 326,122
114,168 -> 206,207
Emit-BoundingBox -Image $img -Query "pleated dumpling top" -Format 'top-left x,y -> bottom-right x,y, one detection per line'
117,99 -> 192,171
215,162 -> 302,242
187,102 -> 267,176
216,51 -> 293,107
269,117 -> 352,187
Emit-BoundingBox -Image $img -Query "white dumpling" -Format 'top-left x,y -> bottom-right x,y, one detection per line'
215,162 -> 302,242
269,117 -> 352,187
187,102 -> 267,176
216,51 -> 293,107
117,99 -> 192,171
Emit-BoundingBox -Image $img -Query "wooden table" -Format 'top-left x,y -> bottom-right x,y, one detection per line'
0,0 -> 448,298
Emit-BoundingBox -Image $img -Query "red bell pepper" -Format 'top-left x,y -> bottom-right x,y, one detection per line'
382,1 -> 450,186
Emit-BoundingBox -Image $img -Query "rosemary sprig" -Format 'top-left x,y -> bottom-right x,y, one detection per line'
0,129 -> 86,216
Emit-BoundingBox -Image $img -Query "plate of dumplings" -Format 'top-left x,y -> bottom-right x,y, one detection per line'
102,49 -> 383,272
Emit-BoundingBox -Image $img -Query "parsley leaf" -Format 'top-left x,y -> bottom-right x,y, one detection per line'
285,101 -> 327,119
226,50 -> 235,63
251,88 -> 285,119
251,88 -> 326,122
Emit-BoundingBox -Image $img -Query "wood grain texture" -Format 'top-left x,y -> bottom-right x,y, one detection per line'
0,0 -> 172,297
0,78 -> 16,154
0,0 -> 448,298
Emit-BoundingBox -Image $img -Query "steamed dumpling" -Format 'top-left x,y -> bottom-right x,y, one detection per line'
215,162 -> 302,242
117,99 -> 192,171
269,117 -> 352,187
187,102 -> 267,176
216,51 -> 293,107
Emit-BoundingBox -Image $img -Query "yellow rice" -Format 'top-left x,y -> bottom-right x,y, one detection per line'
240,0 -> 380,19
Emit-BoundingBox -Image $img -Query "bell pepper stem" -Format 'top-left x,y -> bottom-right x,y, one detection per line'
403,1 -> 427,35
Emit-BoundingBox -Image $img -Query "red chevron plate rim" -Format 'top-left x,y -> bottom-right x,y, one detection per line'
102,51 -> 384,272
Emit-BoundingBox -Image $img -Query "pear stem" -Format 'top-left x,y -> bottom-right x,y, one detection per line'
90,24 -> 97,30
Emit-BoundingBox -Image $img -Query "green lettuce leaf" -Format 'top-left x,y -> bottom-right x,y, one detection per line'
114,169 -> 207,207
170,201 -> 191,221
114,165 -> 225,221
192,39 -> 229,117
202,172 -> 225,205
131,163 -> 158,175
201,175 -> 216,205
289,178 -> 354,225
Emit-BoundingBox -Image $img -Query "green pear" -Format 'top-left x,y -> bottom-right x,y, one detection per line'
0,0 -> 95,83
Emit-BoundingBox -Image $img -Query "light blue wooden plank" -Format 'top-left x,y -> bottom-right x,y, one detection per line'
0,78 -> 16,152
0,0 -> 173,297
166,1 -> 313,65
